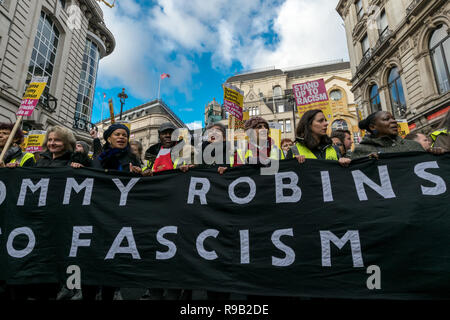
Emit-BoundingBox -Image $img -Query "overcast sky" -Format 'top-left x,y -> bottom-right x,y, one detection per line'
92,0 -> 349,129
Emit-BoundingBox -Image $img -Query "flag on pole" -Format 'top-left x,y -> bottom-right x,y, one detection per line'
161,73 -> 170,79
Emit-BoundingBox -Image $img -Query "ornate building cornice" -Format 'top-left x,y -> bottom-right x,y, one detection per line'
81,0 -> 115,56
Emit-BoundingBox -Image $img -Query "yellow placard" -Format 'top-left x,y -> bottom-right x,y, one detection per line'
397,119 -> 410,138
297,101 -> 333,121
228,111 -> 249,141
26,130 -> 46,152
224,87 -> 244,107
22,81 -> 47,100
21,135 -> 28,152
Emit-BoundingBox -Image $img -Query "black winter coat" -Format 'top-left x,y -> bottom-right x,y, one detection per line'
4,146 -> 35,167
71,152 -> 92,167
91,148 -> 141,172
35,150 -> 73,167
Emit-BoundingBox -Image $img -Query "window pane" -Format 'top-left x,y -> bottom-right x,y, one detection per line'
286,120 -> 291,133
332,120 -> 348,131
396,78 -> 406,105
378,11 -> 388,33
273,86 -> 282,98
278,105 -> 284,113
390,83 -> 399,106
444,38 -> 450,73
388,68 -> 399,83
370,85 -> 379,99
430,25 -> 447,49
26,11 -> 59,101
361,35 -> 369,53
330,90 -> 342,101
432,46 -> 450,93
278,120 -> 284,133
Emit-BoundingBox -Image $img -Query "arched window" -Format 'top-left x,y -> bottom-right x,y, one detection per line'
429,25 -> 450,94
388,67 -> 406,117
26,11 -> 60,103
331,119 -> 348,131
273,86 -> 282,98
329,89 -> 343,101
369,85 -> 381,113
75,38 -> 100,121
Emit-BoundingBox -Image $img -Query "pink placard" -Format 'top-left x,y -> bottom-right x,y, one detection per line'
293,79 -> 329,107
17,99 -> 39,117
224,100 -> 243,120
25,145 -> 43,153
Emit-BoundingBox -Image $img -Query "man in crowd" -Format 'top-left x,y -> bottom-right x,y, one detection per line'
331,129 -> 352,157
143,122 -> 179,174
404,132 -> 432,151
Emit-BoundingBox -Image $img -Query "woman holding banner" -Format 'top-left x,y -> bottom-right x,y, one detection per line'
34,126 -> 78,167
287,109 -> 350,166
0,123 -> 35,167
350,111 -> 443,159
91,123 -> 142,173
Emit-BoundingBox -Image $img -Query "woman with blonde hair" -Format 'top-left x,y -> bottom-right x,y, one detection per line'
35,125 -> 78,167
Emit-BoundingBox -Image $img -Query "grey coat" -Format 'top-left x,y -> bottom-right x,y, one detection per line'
349,135 -> 425,160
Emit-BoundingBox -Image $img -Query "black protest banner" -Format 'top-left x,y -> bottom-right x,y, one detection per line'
0,152 -> 450,299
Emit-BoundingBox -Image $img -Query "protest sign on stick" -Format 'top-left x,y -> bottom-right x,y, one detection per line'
293,78 -> 332,120
0,76 -> 47,163
25,130 -> 47,153
108,98 -> 115,124
223,83 -> 244,120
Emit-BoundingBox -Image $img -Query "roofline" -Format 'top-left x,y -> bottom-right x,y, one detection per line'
226,60 -> 351,83
95,99 -> 185,127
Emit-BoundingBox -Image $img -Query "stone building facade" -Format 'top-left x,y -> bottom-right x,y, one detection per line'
336,0 -> 450,133
96,99 -> 186,153
0,0 -> 115,139
223,61 -> 359,142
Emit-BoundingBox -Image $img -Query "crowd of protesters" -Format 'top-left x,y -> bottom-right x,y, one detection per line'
0,108 -> 448,300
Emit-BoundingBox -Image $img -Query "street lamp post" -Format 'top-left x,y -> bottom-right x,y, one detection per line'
118,88 -> 128,120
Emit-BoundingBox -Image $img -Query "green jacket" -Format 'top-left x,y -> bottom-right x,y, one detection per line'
349,135 -> 425,160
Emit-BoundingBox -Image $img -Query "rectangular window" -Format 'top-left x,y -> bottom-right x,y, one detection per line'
278,105 -> 284,113
361,34 -> 369,55
378,10 -> 388,36
285,119 -> 292,133
279,120 -> 284,133
356,0 -> 364,20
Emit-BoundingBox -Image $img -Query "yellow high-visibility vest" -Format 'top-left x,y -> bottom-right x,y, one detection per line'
430,129 -> 448,147
290,142 -> 338,160
143,157 -> 184,172
230,145 -> 284,167
9,152 -> 35,167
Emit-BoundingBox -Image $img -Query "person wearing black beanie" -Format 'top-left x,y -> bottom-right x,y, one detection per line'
91,123 -> 141,173
87,123 -> 141,301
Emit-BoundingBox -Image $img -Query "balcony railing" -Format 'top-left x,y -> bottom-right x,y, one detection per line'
73,116 -> 97,132
38,86 -> 58,113
356,48 -> 373,73
373,28 -> 392,53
